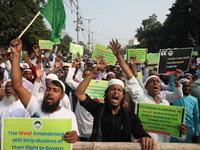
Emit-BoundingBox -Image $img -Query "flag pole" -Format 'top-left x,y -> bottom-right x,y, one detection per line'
18,11 -> 41,38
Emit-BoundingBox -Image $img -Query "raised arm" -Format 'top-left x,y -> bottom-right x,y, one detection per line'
10,38 -> 31,107
129,55 -> 138,77
108,39 -> 134,80
32,45 -> 42,64
75,62 -> 106,101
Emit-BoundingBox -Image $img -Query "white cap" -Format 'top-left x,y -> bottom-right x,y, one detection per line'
46,73 -> 58,80
108,79 -> 124,88
184,73 -> 193,77
24,68 -> 32,72
106,72 -> 115,78
49,79 -> 65,93
143,75 -> 160,85
179,78 -> 190,84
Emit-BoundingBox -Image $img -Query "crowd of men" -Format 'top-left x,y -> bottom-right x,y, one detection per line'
0,38 -> 199,149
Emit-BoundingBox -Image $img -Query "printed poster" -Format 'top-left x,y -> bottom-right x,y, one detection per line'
135,103 -> 186,138
39,40 -> 53,49
69,43 -> 84,59
85,79 -> 108,101
2,118 -> 72,150
92,44 -> 117,65
126,49 -> 147,63
147,53 -> 159,64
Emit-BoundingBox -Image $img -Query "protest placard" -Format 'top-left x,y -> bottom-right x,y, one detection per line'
92,44 -> 117,65
39,40 -> 53,49
192,51 -> 198,56
147,53 -> 159,64
126,49 -> 147,63
158,48 -> 193,74
69,43 -> 84,59
135,103 -> 186,138
2,118 -> 72,150
85,79 -> 108,101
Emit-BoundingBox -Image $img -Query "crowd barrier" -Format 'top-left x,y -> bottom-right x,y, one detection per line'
73,142 -> 200,150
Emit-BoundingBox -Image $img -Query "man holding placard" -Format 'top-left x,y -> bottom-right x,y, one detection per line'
109,39 -> 188,143
10,38 -> 79,143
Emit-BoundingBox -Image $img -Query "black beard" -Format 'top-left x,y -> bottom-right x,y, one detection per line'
41,99 -> 60,113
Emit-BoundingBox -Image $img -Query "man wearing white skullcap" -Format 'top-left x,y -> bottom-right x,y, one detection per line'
109,39 -> 188,144
10,38 -> 79,143
183,73 -> 194,83
75,60 -> 154,148
171,78 -> 199,143
105,71 -> 116,81
31,71 -> 71,111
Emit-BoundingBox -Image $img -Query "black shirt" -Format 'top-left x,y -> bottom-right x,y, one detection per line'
80,94 -> 151,142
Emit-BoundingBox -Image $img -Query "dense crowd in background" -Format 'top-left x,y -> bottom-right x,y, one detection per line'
0,38 -> 200,149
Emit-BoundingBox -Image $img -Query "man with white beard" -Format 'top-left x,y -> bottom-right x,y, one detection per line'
0,80 -> 30,147
0,80 -> 30,118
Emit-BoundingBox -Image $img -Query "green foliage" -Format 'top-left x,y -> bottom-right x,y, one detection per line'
58,34 -> 73,52
135,14 -> 162,53
78,41 -> 91,56
0,0 -> 50,50
135,0 -> 200,52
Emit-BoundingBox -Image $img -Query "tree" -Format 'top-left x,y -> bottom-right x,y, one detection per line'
79,41 -> 92,56
0,0 -> 50,50
58,34 -> 73,53
135,14 -> 162,53
159,0 -> 200,49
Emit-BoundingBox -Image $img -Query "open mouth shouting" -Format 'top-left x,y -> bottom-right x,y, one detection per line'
111,95 -> 119,104
153,86 -> 159,92
46,96 -> 54,103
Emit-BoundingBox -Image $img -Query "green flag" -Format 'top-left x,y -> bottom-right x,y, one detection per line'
40,0 -> 66,43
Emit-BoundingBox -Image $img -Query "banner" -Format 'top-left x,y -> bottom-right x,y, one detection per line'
2,118 -> 72,150
158,48 -> 193,74
147,53 -> 159,64
69,43 -> 84,59
126,49 -> 147,63
39,40 -> 53,49
135,103 -> 186,138
192,51 -> 198,56
92,44 -> 117,65
85,79 -> 108,101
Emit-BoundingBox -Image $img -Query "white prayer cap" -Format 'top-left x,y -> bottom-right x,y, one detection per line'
24,68 -> 32,72
49,79 -> 65,93
106,72 -> 115,78
143,75 -> 161,86
179,78 -> 190,84
46,73 -> 58,80
108,79 -> 124,88
2,79 -> 11,89
184,73 -> 193,77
